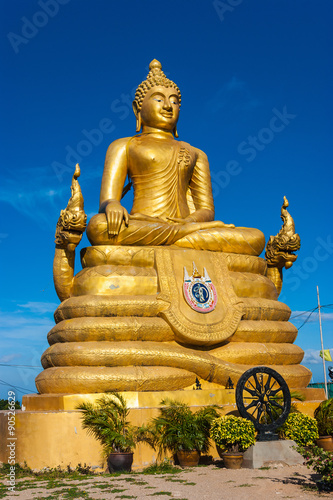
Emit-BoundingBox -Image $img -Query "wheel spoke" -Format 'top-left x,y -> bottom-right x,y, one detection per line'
264,374 -> 272,393
256,405 -> 263,422
253,372 -> 262,394
269,387 -> 283,397
244,386 -> 257,397
269,400 -> 284,411
247,378 -> 259,394
245,400 -> 260,411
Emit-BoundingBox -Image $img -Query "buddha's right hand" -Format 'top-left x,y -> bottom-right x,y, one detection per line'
105,200 -> 129,236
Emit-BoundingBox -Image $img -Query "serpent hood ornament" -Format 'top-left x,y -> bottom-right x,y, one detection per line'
183,262 -> 218,313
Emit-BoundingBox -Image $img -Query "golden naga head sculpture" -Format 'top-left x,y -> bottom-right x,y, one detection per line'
133,59 -> 182,136
55,164 -> 87,251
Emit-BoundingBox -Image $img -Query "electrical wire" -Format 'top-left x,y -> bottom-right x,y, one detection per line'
0,378 -> 36,395
0,364 -> 40,369
290,307 -> 318,319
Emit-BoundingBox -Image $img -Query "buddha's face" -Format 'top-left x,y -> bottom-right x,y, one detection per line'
139,86 -> 180,132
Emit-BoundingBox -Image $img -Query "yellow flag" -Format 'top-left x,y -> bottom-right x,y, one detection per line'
319,349 -> 332,362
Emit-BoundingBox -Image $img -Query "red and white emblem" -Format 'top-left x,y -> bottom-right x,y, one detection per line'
183,262 -> 218,313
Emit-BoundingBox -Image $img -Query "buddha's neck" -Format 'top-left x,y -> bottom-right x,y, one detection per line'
141,126 -> 174,139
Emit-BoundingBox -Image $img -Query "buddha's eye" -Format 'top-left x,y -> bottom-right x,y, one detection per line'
153,98 -> 163,102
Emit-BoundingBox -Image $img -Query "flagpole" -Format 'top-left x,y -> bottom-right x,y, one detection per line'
317,285 -> 328,399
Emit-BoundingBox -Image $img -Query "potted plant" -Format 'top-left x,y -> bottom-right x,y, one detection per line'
76,392 -> 139,472
278,412 -> 319,447
314,398 -> 333,451
144,399 -> 221,467
210,415 -> 256,469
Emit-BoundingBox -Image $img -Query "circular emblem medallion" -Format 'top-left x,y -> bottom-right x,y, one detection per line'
183,263 -> 218,313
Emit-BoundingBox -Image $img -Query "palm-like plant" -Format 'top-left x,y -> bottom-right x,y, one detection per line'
144,399 -> 221,458
314,398 -> 333,437
76,392 -> 137,455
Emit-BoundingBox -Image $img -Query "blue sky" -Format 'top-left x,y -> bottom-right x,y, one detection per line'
0,0 -> 332,399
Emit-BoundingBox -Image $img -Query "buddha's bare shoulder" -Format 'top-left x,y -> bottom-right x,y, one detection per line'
105,137 -> 132,156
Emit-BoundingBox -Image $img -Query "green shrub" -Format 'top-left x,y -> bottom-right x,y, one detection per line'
76,392 -> 139,455
143,399 -> 221,457
297,444 -> 333,488
210,415 -> 256,453
278,412 -> 319,446
314,398 -> 333,436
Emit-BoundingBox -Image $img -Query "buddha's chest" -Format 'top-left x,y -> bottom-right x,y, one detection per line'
128,139 -> 196,179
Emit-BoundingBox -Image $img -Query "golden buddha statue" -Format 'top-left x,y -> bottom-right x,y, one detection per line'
87,60 -> 264,254
35,60 -> 311,394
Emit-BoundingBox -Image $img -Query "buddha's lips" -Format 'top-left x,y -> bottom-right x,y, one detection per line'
160,112 -> 173,118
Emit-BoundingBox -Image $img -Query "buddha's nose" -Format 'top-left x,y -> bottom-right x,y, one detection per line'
163,99 -> 172,111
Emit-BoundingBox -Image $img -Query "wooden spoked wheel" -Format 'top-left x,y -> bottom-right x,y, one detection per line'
236,366 -> 291,438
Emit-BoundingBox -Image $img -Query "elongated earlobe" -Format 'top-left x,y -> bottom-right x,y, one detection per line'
173,125 -> 179,138
136,112 -> 142,133
132,101 -> 142,133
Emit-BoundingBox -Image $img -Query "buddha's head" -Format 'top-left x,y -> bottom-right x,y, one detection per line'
133,60 -> 181,136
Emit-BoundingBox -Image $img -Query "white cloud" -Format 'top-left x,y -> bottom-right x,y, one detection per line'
291,310 -> 333,323
0,353 -> 22,363
17,301 -> 58,314
302,349 -> 322,364
0,309 -> 54,342
302,348 -> 333,365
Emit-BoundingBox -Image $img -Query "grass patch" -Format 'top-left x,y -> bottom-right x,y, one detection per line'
149,493 -> 173,497
32,487 -> 95,499
0,482 -> 7,499
0,462 -> 97,482
235,484 -> 255,487
259,466 -> 271,470
142,462 -> 181,475
115,496 -> 137,499
89,482 -> 112,489
14,480 -> 45,491
55,486 -> 95,499
35,495 -> 58,500
165,478 -> 196,486
46,480 -> 69,490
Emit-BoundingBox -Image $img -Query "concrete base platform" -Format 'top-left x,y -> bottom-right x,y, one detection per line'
243,440 -> 303,469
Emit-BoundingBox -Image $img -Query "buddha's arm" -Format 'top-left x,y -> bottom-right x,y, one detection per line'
186,149 -> 215,223
99,138 -> 130,235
